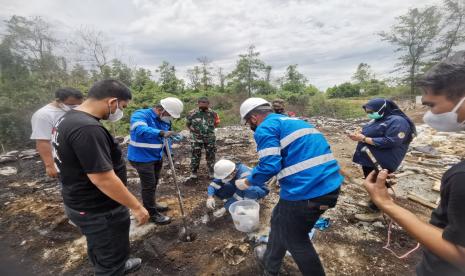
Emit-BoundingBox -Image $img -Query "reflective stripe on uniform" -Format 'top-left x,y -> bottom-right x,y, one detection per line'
209,182 -> 221,189
278,117 -> 299,121
258,147 -> 281,159
130,121 -> 148,131
129,140 -> 163,149
277,153 -> 335,180
233,193 -> 244,201
257,128 -> 320,159
280,128 -> 320,149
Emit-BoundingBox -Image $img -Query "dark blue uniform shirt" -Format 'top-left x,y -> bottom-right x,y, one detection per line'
352,115 -> 412,172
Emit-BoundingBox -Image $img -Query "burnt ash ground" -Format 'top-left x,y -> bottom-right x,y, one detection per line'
0,123 -> 434,276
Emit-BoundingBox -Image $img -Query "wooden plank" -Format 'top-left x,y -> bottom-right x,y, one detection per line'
432,181 -> 441,192
407,192 -> 438,209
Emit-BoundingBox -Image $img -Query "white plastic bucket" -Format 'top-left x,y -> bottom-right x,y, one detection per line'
229,200 -> 260,232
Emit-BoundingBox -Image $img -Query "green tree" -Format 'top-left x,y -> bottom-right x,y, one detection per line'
435,0 -> 465,59
217,67 -> 226,93
228,45 -> 266,96
156,61 -> 182,94
352,63 -> 374,84
326,82 -> 361,98
132,68 -> 152,92
68,63 -> 90,90
380,6 -> 441,96
304,84 -> 320,96
110,59 -> 133,87
186,66 -> 201,91
280,64 -> 307,93
197,56 -> 213,91
0,16 -> 64,149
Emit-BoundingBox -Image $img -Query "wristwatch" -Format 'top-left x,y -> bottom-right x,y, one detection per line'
362,136 -> 367,143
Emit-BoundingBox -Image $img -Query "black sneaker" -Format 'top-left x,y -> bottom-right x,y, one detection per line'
124,258 -> 142,274
155,202 -> 169,212
150,212 -> 172,225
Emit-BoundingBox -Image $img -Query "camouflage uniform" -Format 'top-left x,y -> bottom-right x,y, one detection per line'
186,108 -> 220,176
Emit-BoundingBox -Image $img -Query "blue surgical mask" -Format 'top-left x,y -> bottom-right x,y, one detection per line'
367,112 -> 383,120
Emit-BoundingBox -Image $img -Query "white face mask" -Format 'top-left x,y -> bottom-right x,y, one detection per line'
60,104 -> 78,112
107,100 -> 124,122
66,104 -> 79,109
161,116 -> 172,123
221,176 -> 234,184
222,173 -> 235,183
423,97 -> 465,132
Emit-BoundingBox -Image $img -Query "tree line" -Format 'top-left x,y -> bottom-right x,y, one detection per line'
1,0 -> 464,149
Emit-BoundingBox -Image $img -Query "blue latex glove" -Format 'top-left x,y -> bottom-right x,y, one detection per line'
314,217 -> 331,230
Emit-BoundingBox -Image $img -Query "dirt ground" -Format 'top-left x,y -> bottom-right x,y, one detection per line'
0,108 -> 439,276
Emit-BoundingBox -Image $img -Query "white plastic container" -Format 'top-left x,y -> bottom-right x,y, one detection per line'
229,200 -> 260,232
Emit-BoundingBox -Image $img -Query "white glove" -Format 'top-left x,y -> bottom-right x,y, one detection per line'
235,179 -> 249,191
206,197 -> 216,210
213,207 -> 226,218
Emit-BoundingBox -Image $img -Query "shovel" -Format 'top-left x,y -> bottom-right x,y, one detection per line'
163,138 -> 197,242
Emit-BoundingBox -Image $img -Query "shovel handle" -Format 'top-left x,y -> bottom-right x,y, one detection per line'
163,139 -> 187,218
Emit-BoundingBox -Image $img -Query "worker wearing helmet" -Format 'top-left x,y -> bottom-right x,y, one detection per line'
206,159 -> 269,218
127,97 -> 184,225
239,97 -> 343,276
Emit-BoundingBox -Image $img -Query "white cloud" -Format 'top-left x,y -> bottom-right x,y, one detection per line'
0,0 -> 442,89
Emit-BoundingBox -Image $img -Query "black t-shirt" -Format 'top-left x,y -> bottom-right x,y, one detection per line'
52,110 -> 127,212
416,160 -> 465,276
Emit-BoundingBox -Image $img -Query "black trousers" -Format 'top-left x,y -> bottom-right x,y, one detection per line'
130,160 -> 163,216
264,188 -> 340,276
65,205 -> 130,276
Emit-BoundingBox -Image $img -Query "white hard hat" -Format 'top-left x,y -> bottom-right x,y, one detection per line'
239,98 -> 271,124
160,97 -> 184,118
214,159 -> 236,179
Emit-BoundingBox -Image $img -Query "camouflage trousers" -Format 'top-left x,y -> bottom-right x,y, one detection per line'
190,139 -> 216,174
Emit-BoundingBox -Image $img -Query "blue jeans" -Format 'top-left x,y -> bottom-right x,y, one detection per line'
65,205 -> 130,276
264,188 -> 339,276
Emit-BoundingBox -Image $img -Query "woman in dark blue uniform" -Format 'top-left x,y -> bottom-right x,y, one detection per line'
348,98 -> 416,221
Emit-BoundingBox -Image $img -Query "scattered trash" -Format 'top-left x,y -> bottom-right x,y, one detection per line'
214,242 -> 250,266
201,214 -> 209,224
0,166 -> 17,176
308,228 -> 316,240
314,217 -> 331,231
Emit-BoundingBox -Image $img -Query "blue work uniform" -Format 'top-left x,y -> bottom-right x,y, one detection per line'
208,163 -> 269,210
247,113 -> 343,201
127,108 -> 171,163
352,115 -> 412,172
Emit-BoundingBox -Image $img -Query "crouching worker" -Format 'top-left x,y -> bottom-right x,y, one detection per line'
206,159 -> 269,218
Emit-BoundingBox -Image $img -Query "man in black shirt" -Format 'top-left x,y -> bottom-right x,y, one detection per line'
53,79 -> 149,275
364,51 -> 465,275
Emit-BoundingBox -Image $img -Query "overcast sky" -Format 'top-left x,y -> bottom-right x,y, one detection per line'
1,0 -> 441,90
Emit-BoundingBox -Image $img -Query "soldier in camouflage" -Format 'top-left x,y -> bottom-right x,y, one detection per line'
186,97 -> 220,180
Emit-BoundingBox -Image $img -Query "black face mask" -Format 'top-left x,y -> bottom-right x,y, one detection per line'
199,106 -> 208,111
